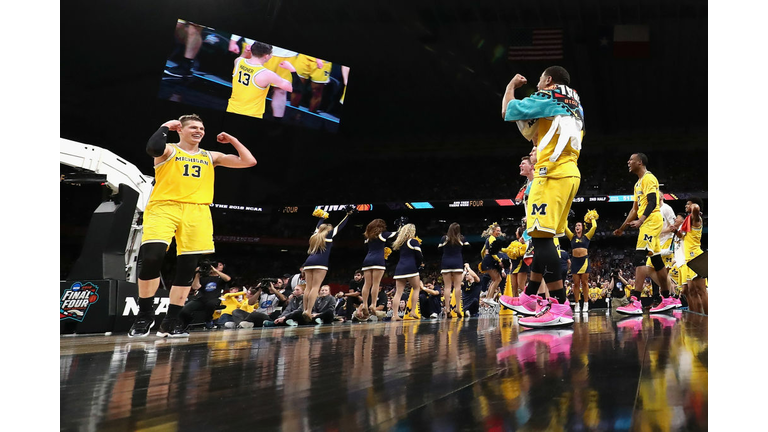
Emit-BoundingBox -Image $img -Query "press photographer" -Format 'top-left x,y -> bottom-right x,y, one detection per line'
237,278 -> 287,327
605,268 -> 630,309
178,260 -> 231,330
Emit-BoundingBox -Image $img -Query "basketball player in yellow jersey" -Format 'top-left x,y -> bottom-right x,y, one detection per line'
676,197 -> 707,314
613,153 -> 673,314
128,114 -> 257,338
291,54 -> 332,114
499,66 -> 583,320
227,42 -> 293,119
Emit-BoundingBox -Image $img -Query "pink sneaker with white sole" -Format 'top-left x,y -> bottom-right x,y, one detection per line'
616,296 -> 644,315
499,292 -> 541,316
518,299 -> 575,328
649,296 -> 677,313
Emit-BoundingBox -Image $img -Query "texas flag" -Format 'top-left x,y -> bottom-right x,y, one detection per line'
613,25 -> 650,58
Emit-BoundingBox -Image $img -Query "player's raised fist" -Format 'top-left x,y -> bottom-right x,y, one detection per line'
162,120 -> 182,131
508,74 -> 527,89
216,132 -> 234,143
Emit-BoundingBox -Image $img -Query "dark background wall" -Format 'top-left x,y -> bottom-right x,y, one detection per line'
60,0 -> 708,282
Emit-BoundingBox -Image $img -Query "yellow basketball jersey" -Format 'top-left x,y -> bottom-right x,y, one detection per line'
633,172 -> 660,217
533,118 -> 582,179
227,58 -> 270,118
683,223 -> 703,262
149,144 -> 215,204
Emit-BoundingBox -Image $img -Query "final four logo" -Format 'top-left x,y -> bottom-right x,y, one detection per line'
60,282 -> 100,321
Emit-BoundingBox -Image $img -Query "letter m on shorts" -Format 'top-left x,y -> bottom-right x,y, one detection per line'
643,234 -> 653,242
531,203 -> 548,215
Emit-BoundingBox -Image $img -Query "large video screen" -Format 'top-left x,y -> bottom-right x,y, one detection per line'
158,19 -> 350,133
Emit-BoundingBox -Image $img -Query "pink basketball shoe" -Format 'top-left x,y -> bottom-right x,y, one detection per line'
649,296 -> 677,313
499,292 -> 541,316
616,296 -> 644,315
518,299 -> 575,328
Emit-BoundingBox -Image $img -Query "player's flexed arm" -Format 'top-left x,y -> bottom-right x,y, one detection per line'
146,120 -> 183,164
501,74 -> 527,119
210,132 -> 257,168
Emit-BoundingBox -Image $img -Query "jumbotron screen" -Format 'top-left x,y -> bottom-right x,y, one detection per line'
158,19 -> 350,133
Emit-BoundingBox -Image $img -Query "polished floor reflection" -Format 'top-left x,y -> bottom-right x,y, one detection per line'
60,310 -> 707,431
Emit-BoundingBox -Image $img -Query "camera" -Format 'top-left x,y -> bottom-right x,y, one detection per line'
611,268 -> 621,278
197,259 -> 217,274
256,278 -> 278,290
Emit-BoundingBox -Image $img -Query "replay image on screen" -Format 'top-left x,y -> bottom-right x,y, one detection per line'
158,19 -> 350,133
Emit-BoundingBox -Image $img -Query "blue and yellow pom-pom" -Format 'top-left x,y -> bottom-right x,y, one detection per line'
312,208 -> 330,219
384,247 -> 392,260
584,209 -> 599,224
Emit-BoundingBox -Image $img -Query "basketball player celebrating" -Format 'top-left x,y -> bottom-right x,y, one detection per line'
613,153 -> 673,315
676,197 -> 707,314
129,115 -> 257,337
227,42 -> 294,119
498,66 -> 584,328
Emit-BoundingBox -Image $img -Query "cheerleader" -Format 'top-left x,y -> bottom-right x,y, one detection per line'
438,223 -> 471,317
390,224 -> 423,322
357,219 -> 398,320
566,212 -> 597,313
480,222 -> 505,306
301,208 -> 354,321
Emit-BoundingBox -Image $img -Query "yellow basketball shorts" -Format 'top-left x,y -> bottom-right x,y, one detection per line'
669,265 -> 682,287
263,55 -> 297,85
141,201 -> 215,255
526,176 -> 580,238
636,212 -> 663,255
295,55 -> 332,83
681,250 -> 704,282
646,237 -> 674,267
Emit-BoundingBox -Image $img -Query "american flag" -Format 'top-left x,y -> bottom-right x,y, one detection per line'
508,29 -> 563,61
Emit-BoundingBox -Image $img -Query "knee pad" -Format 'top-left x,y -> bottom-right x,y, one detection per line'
634,250 -> 650,267
138,243 -> 167,280
530,238 -> 559,276
650,254 -> 665,272
543,270 -> 562,284
173,254 -> 202,286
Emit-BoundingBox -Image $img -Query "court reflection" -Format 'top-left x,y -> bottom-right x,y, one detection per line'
60,312 -> 707,431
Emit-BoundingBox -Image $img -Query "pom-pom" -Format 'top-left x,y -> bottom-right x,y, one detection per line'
312,208 -> 329,219
584,209 -> 599,224
414,236 -> 423,244
501,241 -> 527,259
384,247 -> 392,260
